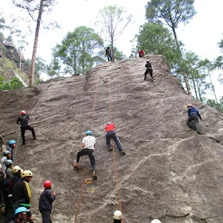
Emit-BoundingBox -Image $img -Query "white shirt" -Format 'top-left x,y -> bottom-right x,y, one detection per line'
82,135 -> 96,150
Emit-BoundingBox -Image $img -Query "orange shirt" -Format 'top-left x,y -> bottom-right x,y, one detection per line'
105,123 -> 115,132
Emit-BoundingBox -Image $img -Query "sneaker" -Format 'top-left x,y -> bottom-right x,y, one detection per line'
92,171 -> 97,180
108,147 -> 112,151
33,136 -> 37,140
120,151 -> 126,155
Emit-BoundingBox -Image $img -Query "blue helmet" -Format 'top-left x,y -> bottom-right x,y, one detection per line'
15,207 -> 28,215
8,140 -> 16,145
86,130 -> 92,135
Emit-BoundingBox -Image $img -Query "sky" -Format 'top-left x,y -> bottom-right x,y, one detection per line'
0,0 -> 223,100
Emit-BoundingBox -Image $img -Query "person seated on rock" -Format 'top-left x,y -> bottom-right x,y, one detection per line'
138,49 -> 145,58
105,122 -> 126,155
73,130 -> 97,178
144,60 -> 154,81
113,210 -> 122,223
151,219 -> 161,223
16,110 -> 36,145
186,104 -> 202,134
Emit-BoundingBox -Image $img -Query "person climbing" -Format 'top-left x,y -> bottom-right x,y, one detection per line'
144,60 -> 154,81
186,104 -> 202,134
113,210 -> 122,223
16,110 -> 36,145
151,219 -> 161,223
138,49 -> 145,58
7,140 -> 16,161
105,122 -> 126,155
39,180 -> 56,223
10,207 -> 29,223
106,47 -> 113,61
73,130 -> 97,178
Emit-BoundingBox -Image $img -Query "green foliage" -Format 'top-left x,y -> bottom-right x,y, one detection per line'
51,26 -> 104,75
0,75 -> 23,90
206,99 -> 223,113
136,23 -> 180,66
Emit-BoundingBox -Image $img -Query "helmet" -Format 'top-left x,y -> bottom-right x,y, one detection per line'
86,130 -> 92,135
21,170 -> 33,178
15,207 -> 28,215
12,166 -> 21,174
3,150 -> 10,156
187,104 -> 193,108
151,220 -> 161,223
113,210 -> 122,220
5,160 -> 13,167
43,180 -> 52,188
8,140 -> 16,145
107,122 -> 111,125
20,110 -> 26,115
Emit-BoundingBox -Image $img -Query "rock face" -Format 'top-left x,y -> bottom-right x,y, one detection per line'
0,55 -> 223,223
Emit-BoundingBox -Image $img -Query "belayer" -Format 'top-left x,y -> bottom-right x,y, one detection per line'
16,110 -> 36,145
186,104 -> 202,134
73,130 -> 97,178
144,60 -> 154,81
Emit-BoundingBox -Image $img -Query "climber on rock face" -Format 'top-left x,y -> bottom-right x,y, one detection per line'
105,122 -> 126,155
113,210 -> 122,223
73,130 -> 97,178
16,110 -> 36,145
144,60 -> 154,81
186,104 -> 202,134
138,49 -> 145,58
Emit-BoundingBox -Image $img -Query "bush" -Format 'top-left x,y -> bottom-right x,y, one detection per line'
0,75 -> 23,90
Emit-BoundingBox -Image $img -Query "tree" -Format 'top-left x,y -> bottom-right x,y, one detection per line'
95,5 -> 132,61
51,26 -> 104,75
135,23 -> 180,67
12,0 -> 57,87
145,0 -> 196,94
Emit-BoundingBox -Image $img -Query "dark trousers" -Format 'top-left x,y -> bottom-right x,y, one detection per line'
144,68 -> 153,80
41,211 -> 52,223
106,131 -> 123,152
21,125 -> 36,144
76,149 -> 95,171
187,115 -> 199,132
107,55 -> 113,61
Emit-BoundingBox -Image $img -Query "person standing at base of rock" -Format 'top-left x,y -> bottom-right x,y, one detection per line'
105,122 -> 126,155
16,110 -> 36,145
113,210 -> 122,223
106,47 -> 113,61
73,130 -> 97,177
144,60 -> 154,81
39,180 -> 56,223
186,104 -> 202,134
7,140 -> 17,161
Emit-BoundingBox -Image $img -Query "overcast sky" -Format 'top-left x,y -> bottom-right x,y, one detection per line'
0,0 -> 223,99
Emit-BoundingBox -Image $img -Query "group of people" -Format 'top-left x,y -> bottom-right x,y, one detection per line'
0,110 -> 56,223
73,122 -> 126,178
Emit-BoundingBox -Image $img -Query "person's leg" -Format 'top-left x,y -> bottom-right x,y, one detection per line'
21,127 -> 26,144
106,133 -> 112,150
144,70 -> 148,80
41,211 -> 52,223
111,133 -> 123,152
86,150 -> 96,172
150,69 -> 154,80
76,149 -> 86,163
27,125 -> 36,139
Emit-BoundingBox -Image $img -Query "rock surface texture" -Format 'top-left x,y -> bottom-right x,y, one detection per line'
1,55 -> 223,223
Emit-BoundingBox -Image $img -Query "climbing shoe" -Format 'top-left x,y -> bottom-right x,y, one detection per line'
92,171 -> 97,180
120,151 -> 126,156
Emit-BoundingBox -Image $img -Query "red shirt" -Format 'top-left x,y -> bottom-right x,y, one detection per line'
105,123 -> 115,132
138,50 -> 145,56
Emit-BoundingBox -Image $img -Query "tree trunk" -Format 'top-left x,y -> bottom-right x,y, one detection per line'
191,78 -> 198,100
208,69 -> 218,103
29,0 -> 44,87
182,71 -> 191,95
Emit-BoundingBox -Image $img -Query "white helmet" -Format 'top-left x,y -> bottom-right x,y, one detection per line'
113,210 -> 122,220
151,219 -> 161,223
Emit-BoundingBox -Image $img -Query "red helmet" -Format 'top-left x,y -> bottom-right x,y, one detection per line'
20,110 -> 26,115
43,180 -> 52,188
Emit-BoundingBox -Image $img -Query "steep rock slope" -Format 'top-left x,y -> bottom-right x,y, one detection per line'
0,55 -> 223,223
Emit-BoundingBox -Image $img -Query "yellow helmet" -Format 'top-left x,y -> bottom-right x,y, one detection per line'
21,170 -> 33,178
12,166 -> 21,174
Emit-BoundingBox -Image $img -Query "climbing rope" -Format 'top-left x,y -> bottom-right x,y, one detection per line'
74,67 -> 101,223
107,65 -> 124,222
